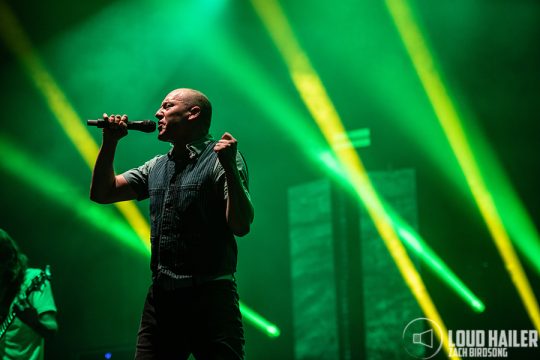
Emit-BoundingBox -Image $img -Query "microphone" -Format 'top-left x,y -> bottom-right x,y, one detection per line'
87,119 -> 156,133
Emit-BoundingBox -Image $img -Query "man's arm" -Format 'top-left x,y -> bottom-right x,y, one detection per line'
90,113 -> 138,204
214,132 -> 254,237
15,286 -> 58,340
38,311 -> 58,339
14,304 -> 58,339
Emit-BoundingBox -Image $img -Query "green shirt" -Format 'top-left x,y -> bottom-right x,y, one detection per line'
0,268 -> 57,360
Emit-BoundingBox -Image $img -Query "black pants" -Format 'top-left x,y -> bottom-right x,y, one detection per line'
134,280 -> 245,360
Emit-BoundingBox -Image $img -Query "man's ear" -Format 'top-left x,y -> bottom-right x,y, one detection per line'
187,106 -> 201,121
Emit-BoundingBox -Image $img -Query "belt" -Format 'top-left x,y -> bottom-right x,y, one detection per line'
156,273 -> 234,290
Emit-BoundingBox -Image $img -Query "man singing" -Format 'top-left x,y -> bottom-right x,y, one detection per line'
90,88 -> 254,359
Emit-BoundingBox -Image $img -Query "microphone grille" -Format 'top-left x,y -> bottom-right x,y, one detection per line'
141,120 -> 157,133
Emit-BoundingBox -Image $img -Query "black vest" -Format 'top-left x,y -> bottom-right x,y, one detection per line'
147,141 -> 237,278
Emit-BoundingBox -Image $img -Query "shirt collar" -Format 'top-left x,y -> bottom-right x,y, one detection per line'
168,134 -> 213,160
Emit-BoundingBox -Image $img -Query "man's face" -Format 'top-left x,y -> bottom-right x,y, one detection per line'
155,91 -> 191,142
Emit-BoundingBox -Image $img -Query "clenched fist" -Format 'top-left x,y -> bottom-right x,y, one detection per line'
214,132 -> 238,170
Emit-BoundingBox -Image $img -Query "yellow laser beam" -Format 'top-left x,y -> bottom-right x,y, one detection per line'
0,1 -> 150,251
385,0 -> 540,332
0,1 -> 280,337
250,0 -> 457,357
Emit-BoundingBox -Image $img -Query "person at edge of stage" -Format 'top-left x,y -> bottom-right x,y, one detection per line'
0,228 -> 58,360
89,88 -> 254,360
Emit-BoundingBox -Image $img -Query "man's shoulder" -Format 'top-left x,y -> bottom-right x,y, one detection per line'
141,153 -> 169,170
150,153 -> 169,162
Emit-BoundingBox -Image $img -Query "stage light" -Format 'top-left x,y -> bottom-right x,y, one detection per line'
240,302 -> 281,338
0,135 -> 146,254
320,150 -> 485,313
385,0 -> 540,331
0,0 -> 150,251
251,0 -> 456,356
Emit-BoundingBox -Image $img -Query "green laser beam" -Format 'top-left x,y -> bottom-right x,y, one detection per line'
319,151 -> 485,312
0,134 -> 146,254
385,0 -> 540,331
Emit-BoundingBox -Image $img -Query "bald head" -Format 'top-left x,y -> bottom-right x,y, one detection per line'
168,88 -> 212,131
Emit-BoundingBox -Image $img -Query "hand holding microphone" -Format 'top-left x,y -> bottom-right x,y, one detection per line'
87,113 -> 156,140
92,113 -> 129,142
